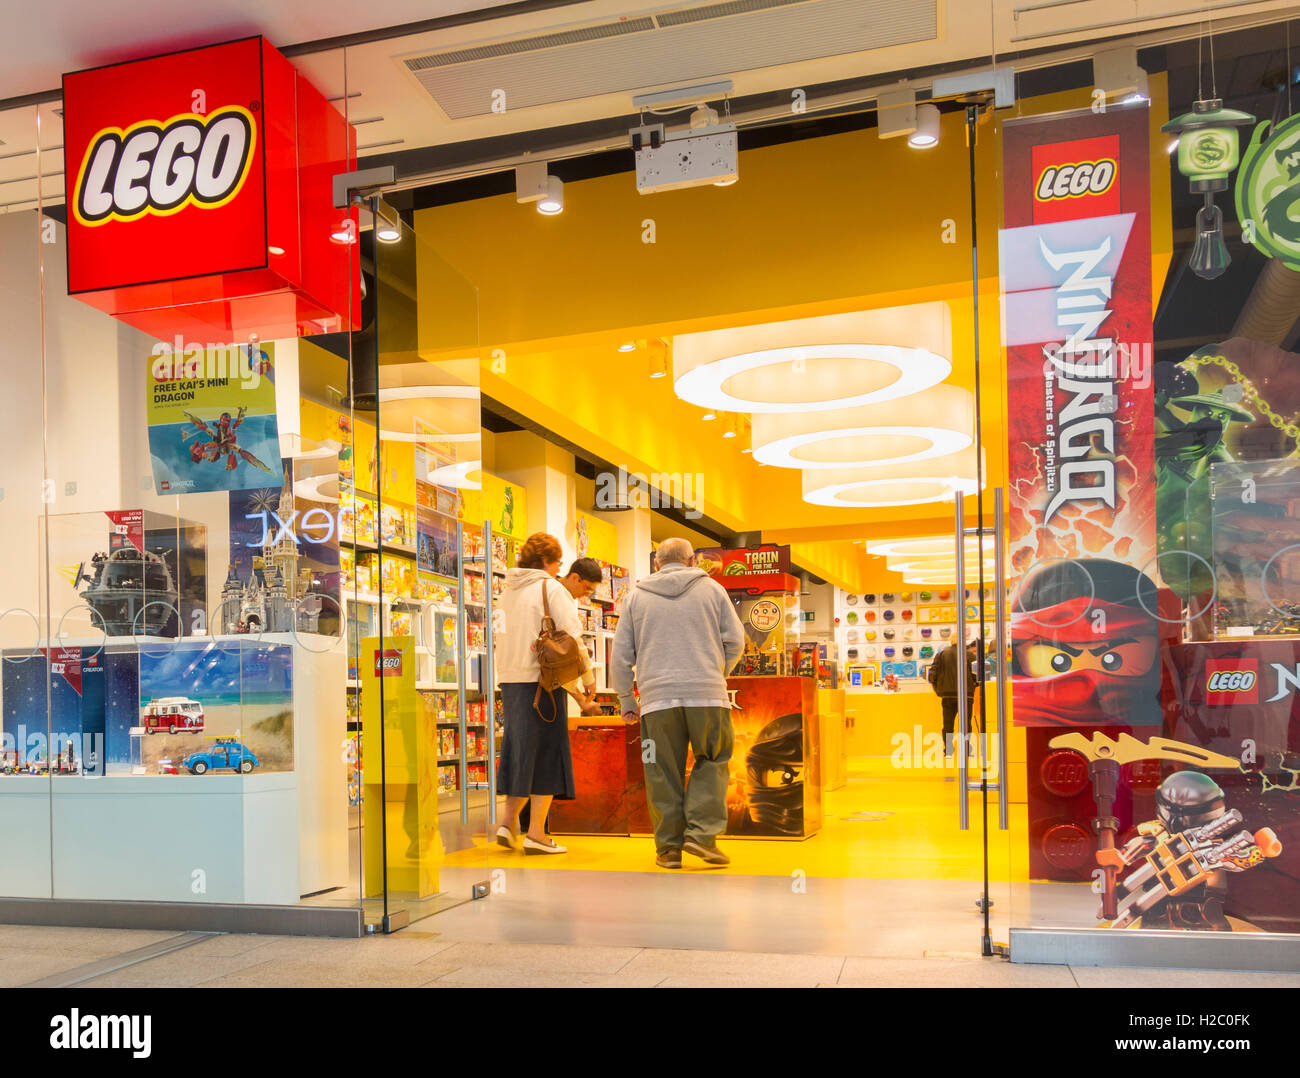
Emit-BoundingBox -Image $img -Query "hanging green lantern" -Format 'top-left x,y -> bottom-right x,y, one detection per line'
1162,98 -> 1255,280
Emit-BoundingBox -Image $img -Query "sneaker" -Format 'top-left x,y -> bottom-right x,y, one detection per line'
682,839 -> 730,866
656,848 -> 682,869
523,835 -> 567,855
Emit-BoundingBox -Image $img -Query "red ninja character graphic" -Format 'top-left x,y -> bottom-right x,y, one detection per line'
1010,558 -> 1161,726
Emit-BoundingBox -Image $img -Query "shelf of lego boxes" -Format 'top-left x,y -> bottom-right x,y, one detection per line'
339,501 -> 504,692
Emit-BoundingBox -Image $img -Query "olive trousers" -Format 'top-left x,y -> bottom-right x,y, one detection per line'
640,706 -> 734,852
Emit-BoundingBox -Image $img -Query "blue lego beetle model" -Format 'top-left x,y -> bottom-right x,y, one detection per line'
183,738 -> 259,775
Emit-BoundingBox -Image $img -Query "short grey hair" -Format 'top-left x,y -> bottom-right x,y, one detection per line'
655,538 -> 694,567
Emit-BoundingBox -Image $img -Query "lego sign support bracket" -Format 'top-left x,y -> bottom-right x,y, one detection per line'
332,166 -> 395,210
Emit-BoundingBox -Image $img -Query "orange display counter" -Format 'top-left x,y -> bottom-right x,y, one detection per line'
550,675 -> 824,839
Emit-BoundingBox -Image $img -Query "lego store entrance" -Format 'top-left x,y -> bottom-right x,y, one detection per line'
348,98 -> 1020,958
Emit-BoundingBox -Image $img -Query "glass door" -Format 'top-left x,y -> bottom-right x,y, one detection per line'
359,198 -> 489,929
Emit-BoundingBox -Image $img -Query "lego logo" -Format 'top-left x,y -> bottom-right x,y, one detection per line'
74,106 -> 256,227
1207,670 -> 1256,692
1034,159 -> 1117,202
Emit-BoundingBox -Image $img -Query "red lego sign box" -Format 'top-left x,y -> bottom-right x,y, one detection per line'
63,36 -> 359,342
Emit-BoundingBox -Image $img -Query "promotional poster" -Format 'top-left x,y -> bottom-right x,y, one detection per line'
227,460 -> 342,637
1000,105 -> 1159,727
137,641 -> 294,775
0,647 -> 106,773
694,544 -> 791,579
720,676 -> 821,839
148,342 -> 282,494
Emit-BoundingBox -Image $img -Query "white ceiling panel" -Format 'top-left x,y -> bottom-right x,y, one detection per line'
403,0 -> 937,118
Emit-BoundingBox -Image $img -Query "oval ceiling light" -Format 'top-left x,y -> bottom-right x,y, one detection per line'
427,460 -> 483,490
751,384 -> 972,469
673,303 -> 952,414
865,535 -> 983,558
902,572 -> 978,586
887,553 -> 995,570
889,559 -> 995,576
801,447 -> 984,508
373,381 -> 482,445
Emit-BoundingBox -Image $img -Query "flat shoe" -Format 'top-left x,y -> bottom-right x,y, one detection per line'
496,825 -> 517,850
682,839 -> 730,866
523,836 -> 567,855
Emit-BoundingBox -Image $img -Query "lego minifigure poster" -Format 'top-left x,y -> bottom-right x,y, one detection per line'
1000,106 -> 1160,727
147,342 -> 283,494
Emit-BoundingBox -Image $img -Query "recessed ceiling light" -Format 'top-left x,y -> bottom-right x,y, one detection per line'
618,342 -> 636,352
801,448 -> 984,508
676,344 -> 950,414
673,305 -> 953,414
751,386 -> 974,470
722,429 -> 736,438
701,412 -> 717,421
268,245 -> 285,256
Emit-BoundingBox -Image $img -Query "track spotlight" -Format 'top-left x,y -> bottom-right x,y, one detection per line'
537,176 -> 564,215
908,104 -> 940,148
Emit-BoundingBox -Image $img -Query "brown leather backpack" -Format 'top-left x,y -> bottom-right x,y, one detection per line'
533,578 -> 586,722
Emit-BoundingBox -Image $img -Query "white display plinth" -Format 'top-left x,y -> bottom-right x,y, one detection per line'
0,632 -> 347,905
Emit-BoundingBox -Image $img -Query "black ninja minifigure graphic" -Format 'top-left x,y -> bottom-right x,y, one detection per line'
743,714 -> 804,837
1099,771 -> 1281,930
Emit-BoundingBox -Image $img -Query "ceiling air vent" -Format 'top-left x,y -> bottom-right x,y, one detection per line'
399,0 -> 937,120
405,18 -> 657,71
656,0 -> 815,28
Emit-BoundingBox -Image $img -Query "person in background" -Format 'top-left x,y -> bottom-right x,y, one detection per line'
559,558 -> 605,716
494,532 -> 584,855
610,538 -> 745,870
928,636 -> 980,765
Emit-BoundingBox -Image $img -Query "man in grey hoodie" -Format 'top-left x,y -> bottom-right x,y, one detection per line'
611,537 -> 746,869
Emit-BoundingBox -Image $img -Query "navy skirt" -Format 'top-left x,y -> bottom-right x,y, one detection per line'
497,682 -> 576,800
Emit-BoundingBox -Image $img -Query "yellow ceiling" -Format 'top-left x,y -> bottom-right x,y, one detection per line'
407,78 -> 1172,592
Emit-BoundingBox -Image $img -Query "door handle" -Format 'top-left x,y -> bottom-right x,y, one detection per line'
994,488 -> 1009,831
955,495 -> 969,831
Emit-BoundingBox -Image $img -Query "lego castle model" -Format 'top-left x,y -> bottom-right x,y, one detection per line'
217,482 -> 323,635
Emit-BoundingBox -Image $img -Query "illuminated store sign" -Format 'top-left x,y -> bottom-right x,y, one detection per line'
62,36 -> 358,341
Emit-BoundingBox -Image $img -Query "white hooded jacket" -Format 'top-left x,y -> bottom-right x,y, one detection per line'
494,567 -> 593,690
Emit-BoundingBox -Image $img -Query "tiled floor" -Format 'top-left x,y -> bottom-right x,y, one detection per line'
7,872 -> 1300,988
3,925 -> 1296,988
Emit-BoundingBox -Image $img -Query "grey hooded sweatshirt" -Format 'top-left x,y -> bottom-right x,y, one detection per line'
610,563 -> 746,714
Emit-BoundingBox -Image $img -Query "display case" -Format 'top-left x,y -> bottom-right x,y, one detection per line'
716,570 -> 802,677
1210,458 -> 1300,638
